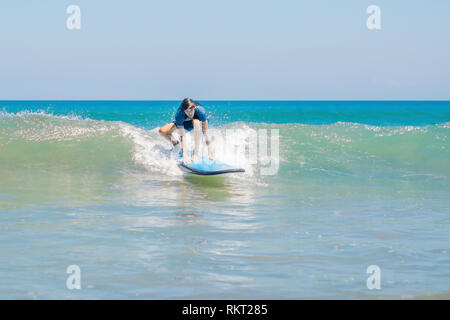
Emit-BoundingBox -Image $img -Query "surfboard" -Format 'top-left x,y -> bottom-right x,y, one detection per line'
177,153 -> 245,176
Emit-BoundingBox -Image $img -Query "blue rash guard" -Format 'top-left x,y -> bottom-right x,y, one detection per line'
173,105 -> 208,132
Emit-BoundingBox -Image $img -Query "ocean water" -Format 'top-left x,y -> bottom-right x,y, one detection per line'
0,100 -> 449,299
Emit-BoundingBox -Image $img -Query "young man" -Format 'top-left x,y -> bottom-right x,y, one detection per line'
159,98 -> 213,163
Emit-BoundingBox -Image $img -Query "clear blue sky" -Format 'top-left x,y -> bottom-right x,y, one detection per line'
0,0 -> 449,100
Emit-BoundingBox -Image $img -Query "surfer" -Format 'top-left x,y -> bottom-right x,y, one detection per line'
159,98 -> 214,163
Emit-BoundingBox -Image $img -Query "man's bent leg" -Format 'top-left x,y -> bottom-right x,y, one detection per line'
159,123 -> 178,145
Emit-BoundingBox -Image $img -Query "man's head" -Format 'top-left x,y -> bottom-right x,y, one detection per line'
180,98 -> 197,119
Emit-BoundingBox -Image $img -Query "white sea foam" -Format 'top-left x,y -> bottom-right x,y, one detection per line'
119,123 -> 183,176
1,111 -> 268,183
118,122 -> 268,185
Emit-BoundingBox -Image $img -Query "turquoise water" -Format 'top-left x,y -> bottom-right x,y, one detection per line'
0,101 -> 449,299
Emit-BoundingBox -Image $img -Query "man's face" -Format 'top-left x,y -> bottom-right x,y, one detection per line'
184,106 -> 195,119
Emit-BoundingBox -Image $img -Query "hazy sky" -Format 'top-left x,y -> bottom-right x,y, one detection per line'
0,0 -> 449,100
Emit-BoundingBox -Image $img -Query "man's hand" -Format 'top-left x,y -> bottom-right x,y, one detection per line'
183,154 -> 192,163
205,134 -> 214,160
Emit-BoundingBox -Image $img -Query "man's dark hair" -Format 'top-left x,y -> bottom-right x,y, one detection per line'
180,98 -> 200,110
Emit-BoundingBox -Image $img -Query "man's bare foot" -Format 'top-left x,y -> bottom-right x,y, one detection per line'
183,155 -> 192,163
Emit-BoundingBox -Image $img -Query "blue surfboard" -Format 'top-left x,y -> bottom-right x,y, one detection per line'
177,153 -> 245,176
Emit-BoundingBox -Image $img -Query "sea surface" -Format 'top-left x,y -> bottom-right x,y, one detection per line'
0,100 -> 449,299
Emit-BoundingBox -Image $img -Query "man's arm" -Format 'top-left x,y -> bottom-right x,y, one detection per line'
202,120 -> 214,159
177,125 -> 191,163
202,120 -> 209,139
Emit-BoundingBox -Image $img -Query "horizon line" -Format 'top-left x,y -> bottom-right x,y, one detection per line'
1,99 -> 450,102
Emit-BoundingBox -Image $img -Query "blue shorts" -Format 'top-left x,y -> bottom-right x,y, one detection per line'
173,120 -> 194,132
